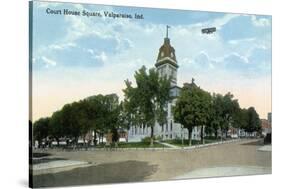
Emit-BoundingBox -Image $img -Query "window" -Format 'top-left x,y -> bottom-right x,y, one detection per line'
170,120 -> 173,131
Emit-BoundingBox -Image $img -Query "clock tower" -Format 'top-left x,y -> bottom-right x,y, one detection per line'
155,26 -> 179,86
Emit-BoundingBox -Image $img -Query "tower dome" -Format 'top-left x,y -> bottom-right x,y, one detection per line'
156,37 -> 178,67
155,26 -> 179,86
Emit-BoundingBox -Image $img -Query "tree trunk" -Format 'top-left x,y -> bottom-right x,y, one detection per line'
188,128 -> 192,146
150,126 -> 154,146
181,126 -> 184,147
161,124 -> 164,140
215,129 -> 218,139
56,138 -> 60,147
83,136 -> 88,150
220,127 -> 223,142
201,125 -> 205,144
101,133 -> 104,144
93,130 -> 97,146
74,137 -> 78,150
238,128 -> 240,138
83,137 -> 86,147
38,140 -> 42,148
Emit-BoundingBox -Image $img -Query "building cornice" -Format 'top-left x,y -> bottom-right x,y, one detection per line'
155,57 -> 179,68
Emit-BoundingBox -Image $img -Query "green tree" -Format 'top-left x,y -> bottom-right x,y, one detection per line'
49,111 -> 64,146
118,101 -> 132,130
155,72 -> 171,137
245,107 -> 261,134
212,93 -> 239,139
61,103 -> 81,145
123,66 -> 171,146
123,80 -> 146,135
74,100 -> 92,147
85,94 -> 121,146
104,94 -> 121,147
173,82 -> 212,146
33,117 -> 50,148
232,108 -> 248,137
85,95 -> 105,145
205,95 -> 221,139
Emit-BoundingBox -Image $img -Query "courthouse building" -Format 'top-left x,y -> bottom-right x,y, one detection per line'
128,30 -> 201,142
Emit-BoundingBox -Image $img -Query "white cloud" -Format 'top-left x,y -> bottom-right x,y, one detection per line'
195,14 -> 239,30
228,52 -> 249,64
251,16 -> 270,27
94,51 -> 108,63
228,38 -> 256,45
213,14 -> 238,29
87,49 -> 94,55
41,56 -> 57,67
48,42 -> 76,51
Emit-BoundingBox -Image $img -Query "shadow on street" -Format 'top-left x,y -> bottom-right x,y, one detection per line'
33,160 -> 158,188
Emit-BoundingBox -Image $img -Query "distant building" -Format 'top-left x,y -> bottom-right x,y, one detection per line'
267,112 -> 272,126
261,118 -> 271,136
106,128 -> 128,144
228,127 -> 239,138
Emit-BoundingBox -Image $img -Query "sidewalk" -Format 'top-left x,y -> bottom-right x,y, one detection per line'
258,145 -> 272,152
34,139 -> 255,152
174,166 -> 271,179
155,141 -> 180,149
32,155 -> 91,175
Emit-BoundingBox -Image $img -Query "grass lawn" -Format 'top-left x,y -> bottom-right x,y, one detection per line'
96,141 -> 168,148
163,138 -> 221,147
118,142 -> 167,148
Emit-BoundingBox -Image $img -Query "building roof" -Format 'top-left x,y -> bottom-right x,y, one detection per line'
183,79 -> 197,89
155,37 -> 178,68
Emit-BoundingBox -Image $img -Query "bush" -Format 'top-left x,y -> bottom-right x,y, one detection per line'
155,135 -> 162,141
141,136 -> 155,143
204,136 -> 218,140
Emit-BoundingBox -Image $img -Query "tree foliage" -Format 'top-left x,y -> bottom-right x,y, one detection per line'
33,93 -> 123,148
173,82 -> 212,146
123,66 -> 171,146
33,117 -> 50,147
244,107 -> 261,133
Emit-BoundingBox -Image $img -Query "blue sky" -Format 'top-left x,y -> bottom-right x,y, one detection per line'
31,1 -> 271,120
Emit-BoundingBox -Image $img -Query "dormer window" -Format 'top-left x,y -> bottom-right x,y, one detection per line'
161,51 -> 164,57
171,52 -> 174,58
